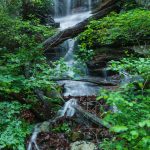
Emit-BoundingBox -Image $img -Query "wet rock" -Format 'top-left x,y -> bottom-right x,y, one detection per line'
70,141 -> 97,150
87,47 -> 125,76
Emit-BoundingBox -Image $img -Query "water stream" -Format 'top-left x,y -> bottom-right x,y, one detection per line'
54,0 -> 101,97
28,1 -> 100,149
27,99 -> 78,150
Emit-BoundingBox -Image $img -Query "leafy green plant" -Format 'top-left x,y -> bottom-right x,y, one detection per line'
75,45 -> 94,62
0,0 -> 22,15
109,57 -> 150,86
80,9 -> 150,49
21,0 -> 54,23
97,56 -> 150,149
0,12 -> 56,49
52,123 -> 71,133
0,101 -> 32,150
0,11 -> 69,120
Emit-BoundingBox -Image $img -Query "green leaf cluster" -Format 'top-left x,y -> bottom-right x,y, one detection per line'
0,11 -> 65,149
80,9 -> 150,48
98,56 -> 150,149
0,101 -> 32,150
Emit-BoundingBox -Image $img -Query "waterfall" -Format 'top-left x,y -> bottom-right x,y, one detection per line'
64,39 -> 76,77
54,0 -> 93,18
27,99 -> 78,150
88,0 -> 92,11
53,0 -> 101,96
64,39 -> 75,61
67,0 -> 72,15
54,0 -> 59,17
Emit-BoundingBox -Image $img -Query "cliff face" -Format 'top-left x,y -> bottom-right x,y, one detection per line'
135,0 -> 150,8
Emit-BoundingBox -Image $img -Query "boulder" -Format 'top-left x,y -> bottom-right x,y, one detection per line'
70,141 -> 97,150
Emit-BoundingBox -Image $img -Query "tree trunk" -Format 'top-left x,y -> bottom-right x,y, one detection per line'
74,105 -> 111,129
54,78 -> 117,86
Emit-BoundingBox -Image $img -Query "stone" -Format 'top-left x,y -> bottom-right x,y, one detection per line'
70,141 -> 97,150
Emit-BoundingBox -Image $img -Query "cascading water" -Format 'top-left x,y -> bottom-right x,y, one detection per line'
67,0 -> 72,15
27,99 -> 78,150
54,0 -> 100,96
28,1 -> 101,149
54,0 -> 58,17
88,0 -> 92,11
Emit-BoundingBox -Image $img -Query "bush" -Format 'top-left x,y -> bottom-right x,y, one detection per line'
0,12 -> 58,96
0,101 -> 32,150
97,56 -> 150,149
80,9 -> 150,48
0,12 -> 55,49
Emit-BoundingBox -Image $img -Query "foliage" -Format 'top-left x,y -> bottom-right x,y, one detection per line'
0,11 -> 65,149
80,9 -> 150,49
52,122 -> 71,133
21,0 -> 54,23
109,57 -> 150,81
0,101 -> 32,150
75,45 -> 94,62
121,0 -> 138,11
97,56 -> 150,149
0,0 -> 22,16
0,0 -> 53,20
0,12 -> 55,49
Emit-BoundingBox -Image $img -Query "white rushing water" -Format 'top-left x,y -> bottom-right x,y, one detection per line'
55,11 -> 91,30
54,0 -> 101,96
54,0 -> 92,30
67,0 -> 72,15
58,80 -> 100,96
27,99 -> 78,150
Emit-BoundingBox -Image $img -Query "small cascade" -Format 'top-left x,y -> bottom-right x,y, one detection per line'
53,0 -> 101,96
27,124 -> 41,150
64,39 -> 75,61
58,98 -> 77,117
64,39 -> 76,77
88,0 -> 92,11
27,99 -> 78,150
67,0 -> 72,15
102,68 -> 108,81
54,0 -> 59,17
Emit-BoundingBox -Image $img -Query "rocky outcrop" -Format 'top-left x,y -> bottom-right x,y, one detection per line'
87,47 -> 125,76
135,0 -> 150,9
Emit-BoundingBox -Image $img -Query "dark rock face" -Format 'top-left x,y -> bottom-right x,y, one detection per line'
87,47 -> 125,77
135,0 -> 150,9
44,15 -> 60,27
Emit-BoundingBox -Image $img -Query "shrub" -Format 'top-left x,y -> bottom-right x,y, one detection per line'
80,9 -> 150,48
0,101 -> 32,150
97,56 -> 150,149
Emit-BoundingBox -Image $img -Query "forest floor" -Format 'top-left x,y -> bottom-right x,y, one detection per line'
25,95 -> 114,149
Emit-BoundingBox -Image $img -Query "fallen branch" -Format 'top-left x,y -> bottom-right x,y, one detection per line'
53,78 -> 117,86
74,105 -> 111,129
